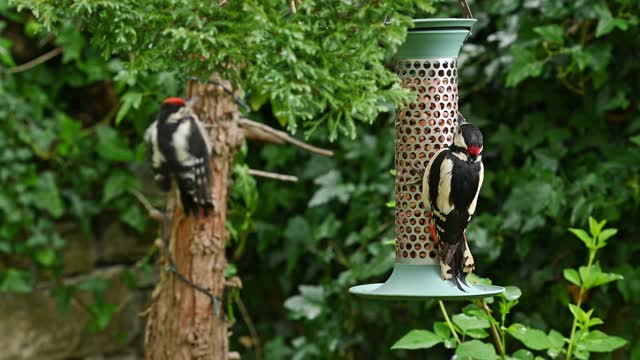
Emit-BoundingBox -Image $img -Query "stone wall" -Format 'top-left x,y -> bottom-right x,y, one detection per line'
0,222 -> 157,360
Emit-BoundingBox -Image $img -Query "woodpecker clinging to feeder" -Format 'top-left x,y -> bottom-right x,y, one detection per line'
144,97 -> 214,216
422,113 -> 484,290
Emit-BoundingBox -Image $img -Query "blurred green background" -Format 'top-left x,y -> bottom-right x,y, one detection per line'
1,0 -> 638,359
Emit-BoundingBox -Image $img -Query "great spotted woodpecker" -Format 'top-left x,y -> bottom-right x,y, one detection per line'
422,114 -> 484,290
145,97 -> 214,216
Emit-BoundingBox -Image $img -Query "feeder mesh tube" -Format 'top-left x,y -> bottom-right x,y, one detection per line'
394,58 -> 459,265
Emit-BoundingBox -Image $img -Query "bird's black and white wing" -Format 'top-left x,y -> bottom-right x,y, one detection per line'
423,148 -> 455,221
145,120 -> 171,191
172,114 -> 214,216
467,162 -> 484,218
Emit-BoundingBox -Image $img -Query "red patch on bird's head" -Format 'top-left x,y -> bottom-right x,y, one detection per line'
467,146 -> 481,156
163,97 -> 186,106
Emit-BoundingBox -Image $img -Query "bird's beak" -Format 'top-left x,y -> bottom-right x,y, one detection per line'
468,155 -> 476,163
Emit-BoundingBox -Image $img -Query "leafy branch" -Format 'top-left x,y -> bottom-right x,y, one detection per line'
391,217 -> 627,359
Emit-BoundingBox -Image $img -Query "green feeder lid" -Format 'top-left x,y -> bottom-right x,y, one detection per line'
396,18 -> 477,59
349,264 -> 504,300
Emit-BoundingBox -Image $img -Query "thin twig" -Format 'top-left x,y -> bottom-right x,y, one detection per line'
438,301 -> 461,344
219,0 -> 228,5
290,0 -> 297,13
238,118 -> 334,157
480,300 -> 505,359
458,0 -> 473,19
236,294 -> 263,360
248,169 -> 298,182
130,189 -> 164,222
9,47 -> 64,74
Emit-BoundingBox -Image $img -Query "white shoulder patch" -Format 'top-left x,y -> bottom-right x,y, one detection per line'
144,121 -> 157,143
436,156 -> 454,215
451,151 -> 468,162
144,121 -> 165,167
468,162 -> 484,215
172,120 -> 193,164
422,148 -> 447,213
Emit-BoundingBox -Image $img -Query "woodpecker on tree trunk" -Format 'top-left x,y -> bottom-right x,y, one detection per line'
145,97 -> 214,216
422,113 -> 484,291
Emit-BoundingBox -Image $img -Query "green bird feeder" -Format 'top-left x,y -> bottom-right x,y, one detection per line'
349,18 -> 504,300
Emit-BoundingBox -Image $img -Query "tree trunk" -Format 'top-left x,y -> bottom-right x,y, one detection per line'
144,79 -> 244,360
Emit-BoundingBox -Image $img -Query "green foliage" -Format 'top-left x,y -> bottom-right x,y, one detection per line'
0,2 -> 178,328
392,219 -> 627,359
391,330 -> 442,350
12,0 -> 438,139
236,0 -> 640,358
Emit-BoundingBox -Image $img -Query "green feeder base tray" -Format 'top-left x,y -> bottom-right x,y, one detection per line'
349,264 -> 504,301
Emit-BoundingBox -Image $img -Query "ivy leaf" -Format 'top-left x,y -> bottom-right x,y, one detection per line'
563,268 -> 581,286
571,46 -> 591,71
96,125 -> 134,162
33,172 -> 64,218
0,39 -> 16,66
391,330 -> 442,350
89,302 -> 118,332
308,171 -> 355,207
284,285 -> 324,320
116,92 -> 143,125
103,172 -> 139,203
77,277 -> 110,293
582,330 -> 628,352
533,25 -> 564,44
121,205 -> 147,233
455,340 -> 498,360
508,323 -> 551,350
0,268 -> 32,292
506,46 -> 544,87
594,3 -> 629,38
35,248 -> 57,266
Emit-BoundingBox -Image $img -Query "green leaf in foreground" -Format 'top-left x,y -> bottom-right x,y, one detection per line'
563,268 -> 581,286
508,323 -> 551,350
391,330 -> 442,350
452,313 -> 490,333
511,349 -> 534,360
455,340 -> 498,360
502,285 -> 522,301
533,25 -> 564,44
582,330 -> 628,352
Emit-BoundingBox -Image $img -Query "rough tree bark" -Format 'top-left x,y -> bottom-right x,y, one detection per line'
144,79 -> 244,360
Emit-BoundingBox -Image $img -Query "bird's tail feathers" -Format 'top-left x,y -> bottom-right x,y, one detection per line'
440,239 -> 474,292
176,169 -> 214,217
